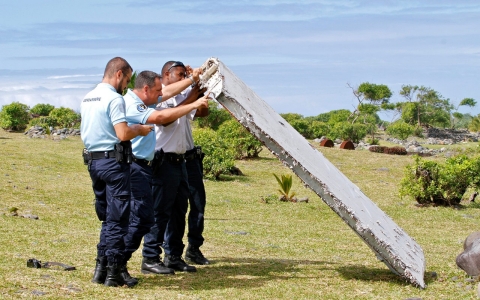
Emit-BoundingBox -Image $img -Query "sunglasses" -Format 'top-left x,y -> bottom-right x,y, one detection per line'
167,61 -> 186,72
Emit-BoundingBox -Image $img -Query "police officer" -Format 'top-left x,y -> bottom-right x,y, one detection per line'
80,57 -> 152,287
122,70 -> 209,279
142,61 -> 208,272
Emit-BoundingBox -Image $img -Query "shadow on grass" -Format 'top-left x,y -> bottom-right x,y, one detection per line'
336,264 -> 414,287
139,258 -> 421,290
0,137 -> 11,139
139,257 -> 337,290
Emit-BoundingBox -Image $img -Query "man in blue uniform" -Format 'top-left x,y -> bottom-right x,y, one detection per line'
142,61 -> 208,273
122,69 -> 209,280
80,57 -> 153,287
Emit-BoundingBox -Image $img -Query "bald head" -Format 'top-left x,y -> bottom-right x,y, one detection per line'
104,57 -> 132,79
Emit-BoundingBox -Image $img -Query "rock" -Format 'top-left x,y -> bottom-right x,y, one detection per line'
297,197 -> 309,203
457,232 -> 480,276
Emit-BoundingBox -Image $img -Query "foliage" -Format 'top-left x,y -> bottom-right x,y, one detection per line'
280,113 -> 303,123
194,100 -> 233,130
314,109 -> 350,125
0,102 -> 30,131
30,103 -> 55,116
329,121 -> 368,143
49,107 -> 81,128
365,137 -> 379,145
386,121 -> 415,140
400,155 -> 480,206
28,116 -> 55,130
192,128 -> 236,179
398,85 -> 454,128
469,114 -> 480,132
273,173 -> 296,202
217,119 -> 263,159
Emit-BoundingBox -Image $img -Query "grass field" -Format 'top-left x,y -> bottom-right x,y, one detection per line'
1,130 -> 479,299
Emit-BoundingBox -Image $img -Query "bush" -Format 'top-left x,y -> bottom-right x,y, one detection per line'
49,107 -> 80,128
194,100 -> 232,130
386,121 -> 415,140
365,137 -> 379,145
0,102 -> 30,131
29,116 -> 55,130
217,119 -> 262,159
30,103 -> 54,116
330,122 -> 368,143
400,155 -> 480,206
192,128 -> 236,180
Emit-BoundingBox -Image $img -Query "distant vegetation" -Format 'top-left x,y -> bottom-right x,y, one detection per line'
0,102 -> 80,131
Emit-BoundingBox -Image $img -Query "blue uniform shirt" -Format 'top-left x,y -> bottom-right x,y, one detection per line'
80,83 -> 126,152
124,89 -> 156,161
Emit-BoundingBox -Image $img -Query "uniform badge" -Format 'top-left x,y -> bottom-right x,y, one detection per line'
137,104 -> 148,112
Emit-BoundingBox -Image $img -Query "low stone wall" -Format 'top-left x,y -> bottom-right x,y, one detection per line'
24,126 -> 81,139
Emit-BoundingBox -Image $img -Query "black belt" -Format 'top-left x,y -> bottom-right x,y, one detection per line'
90,151 -> 115,160
164,152 -> 185,163
133,158 -> 153,166
185,148 -> 198,161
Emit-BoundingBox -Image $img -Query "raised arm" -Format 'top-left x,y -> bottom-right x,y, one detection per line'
161,67 -> 202,101
146,96 -> 209,125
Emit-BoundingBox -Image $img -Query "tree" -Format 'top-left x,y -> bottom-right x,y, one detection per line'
348,82 -> 393,141
0,102 -> 30,131
450,98 -> 476,129
398,85 -> 453,128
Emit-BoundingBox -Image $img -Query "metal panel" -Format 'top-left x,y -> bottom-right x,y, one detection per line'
199,58 -> 426,288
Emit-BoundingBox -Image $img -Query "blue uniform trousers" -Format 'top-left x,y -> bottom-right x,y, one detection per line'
142,159 -> 189,258
89,158 -> 131,264
123,160 -> 155,262
186,157 -> 206,247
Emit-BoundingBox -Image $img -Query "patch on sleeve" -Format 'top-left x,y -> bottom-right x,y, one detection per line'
137,104 -> 148,112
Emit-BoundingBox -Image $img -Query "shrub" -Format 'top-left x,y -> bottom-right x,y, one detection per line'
194,100 -> 232,130
192,128 -> 236,180
365,137 -> 379,145
0,102 -> 30,131
329,122 -> 367,143
30,103 -> 54,116
217,119 -> 262,159
386,121 -> 415,140
400,155 -> 480,206
49,107 -> 80,128
28,116 -> 55,130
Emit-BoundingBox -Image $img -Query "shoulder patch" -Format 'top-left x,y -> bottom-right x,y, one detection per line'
137,104 -> 148,112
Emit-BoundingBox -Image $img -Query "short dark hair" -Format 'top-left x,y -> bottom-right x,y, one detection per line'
135,70 -> 161,90
104,57 -> 132,79
161,60 -> 185,76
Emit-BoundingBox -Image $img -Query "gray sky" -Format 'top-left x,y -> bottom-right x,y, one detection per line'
1,0 -> 479,120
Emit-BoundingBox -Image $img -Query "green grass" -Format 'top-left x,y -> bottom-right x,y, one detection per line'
1,131 -> 479,299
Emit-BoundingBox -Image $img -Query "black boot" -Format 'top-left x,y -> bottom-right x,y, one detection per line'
185,244 -> 210,265
91,256 -> 107,284
164,254 -> 197,272
120,263 -> 138,287
141,257 -> 175,275
104,263 -> 125,287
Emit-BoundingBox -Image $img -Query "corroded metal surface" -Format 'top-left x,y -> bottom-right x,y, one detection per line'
199,57 -> 426,288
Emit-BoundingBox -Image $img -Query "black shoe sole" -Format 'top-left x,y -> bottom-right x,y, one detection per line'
141,269 -> 175,275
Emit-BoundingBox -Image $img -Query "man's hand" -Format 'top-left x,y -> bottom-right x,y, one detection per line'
193,97 -> 209,110
131,124 -> 154,136
191,67 -> 203,83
